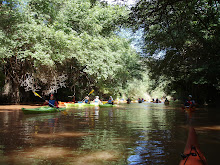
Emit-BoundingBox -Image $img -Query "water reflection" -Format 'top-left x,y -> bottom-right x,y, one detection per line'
0,103 -> 219,164
126,104 -> 173,164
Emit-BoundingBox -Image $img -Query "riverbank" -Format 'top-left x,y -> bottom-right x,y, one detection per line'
0,104 -> 42,110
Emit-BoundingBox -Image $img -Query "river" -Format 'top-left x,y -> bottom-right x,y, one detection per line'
0,102 -> 219,165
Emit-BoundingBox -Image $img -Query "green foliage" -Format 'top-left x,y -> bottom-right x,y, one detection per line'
130,0 -> 220,102
0,0 -> 142,102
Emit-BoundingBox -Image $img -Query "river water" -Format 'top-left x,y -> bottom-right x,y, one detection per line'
0,103 -> 219,165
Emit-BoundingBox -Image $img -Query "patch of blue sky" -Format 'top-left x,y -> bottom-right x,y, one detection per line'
117,28 -> 145,55
2,1 -> 8,4
102,0 -> 137,7
1,0 -> 27,10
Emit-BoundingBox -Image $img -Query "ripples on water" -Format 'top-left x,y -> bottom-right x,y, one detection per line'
0,103 -> 219,164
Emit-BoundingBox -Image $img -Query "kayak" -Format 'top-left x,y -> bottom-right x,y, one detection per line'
65,103 -> 79,108
58,101 -> 73,105
65,102 -> 99,108
90,102 -> 100,106
99,104 -> 117,108
22,106 -> 66,114
164,102 -> 169,105
179,127 -> 207,165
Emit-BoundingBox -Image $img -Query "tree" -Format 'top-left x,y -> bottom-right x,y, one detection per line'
129,0 -> 220,103
0,0 -> 142,103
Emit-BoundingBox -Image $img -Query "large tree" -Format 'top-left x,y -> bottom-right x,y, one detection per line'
130,0 -> 220,103
0,0 -> 142,103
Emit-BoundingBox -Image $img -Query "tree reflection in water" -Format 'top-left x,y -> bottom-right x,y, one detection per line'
0,103 -> 219,164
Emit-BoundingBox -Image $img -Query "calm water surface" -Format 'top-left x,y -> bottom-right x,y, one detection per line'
0,103 -> 219,165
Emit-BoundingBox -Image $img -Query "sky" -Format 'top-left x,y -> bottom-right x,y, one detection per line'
102,0 -> 144,54
103,0 -> 137,6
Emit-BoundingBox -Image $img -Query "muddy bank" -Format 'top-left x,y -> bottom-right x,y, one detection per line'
0,104 -> 42,110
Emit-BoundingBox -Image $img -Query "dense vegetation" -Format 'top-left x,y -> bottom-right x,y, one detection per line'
1,0 -> 219,105
0,0 -> 144,103
129,0 -> 220,104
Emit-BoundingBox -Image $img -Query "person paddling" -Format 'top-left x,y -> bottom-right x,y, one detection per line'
164,98 -> 169,105
138,98 -> 142,103
107,96 -> 114,105
84,96 -> 90,104
184,95 -> 196,108
127,98 -> 131,104
93,96 -> 102,104
43,94 -> 59,108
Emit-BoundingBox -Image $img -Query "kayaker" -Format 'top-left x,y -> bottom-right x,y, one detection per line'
107,96 -> 114,105
138,98 -> 142,103
84,96 -> 90,104
93,96 -> 101,104
127,98 -> 131,104
72,96 -> 75,103
164,98 -> 169,104
43,94 -> 59,108
184,95 -> 196,108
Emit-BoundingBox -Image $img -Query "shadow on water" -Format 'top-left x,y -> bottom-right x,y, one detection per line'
0,103 -> 219,164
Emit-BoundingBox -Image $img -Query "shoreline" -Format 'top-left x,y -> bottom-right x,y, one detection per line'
0,104 -> 42,110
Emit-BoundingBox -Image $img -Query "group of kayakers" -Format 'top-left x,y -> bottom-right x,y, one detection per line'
126,97 -> 170,104
39,92 -> 207,164
138,98 -> 145,103
84,96 -> 114,105
43,94 -> 115,108
44,93 -> 196,109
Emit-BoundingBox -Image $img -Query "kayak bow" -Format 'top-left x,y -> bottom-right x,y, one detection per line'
179,127 -> 207,165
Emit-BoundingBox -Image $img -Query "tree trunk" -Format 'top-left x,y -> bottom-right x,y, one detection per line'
11,82 -> 20,104
3,75 -> 20,104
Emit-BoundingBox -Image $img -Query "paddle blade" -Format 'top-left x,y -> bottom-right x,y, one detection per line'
62,111 -> 68,115
88,89 -> 94,95
33,91 -> 41,98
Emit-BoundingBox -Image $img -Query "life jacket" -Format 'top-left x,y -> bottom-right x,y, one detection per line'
48,100 -> 56,107
94,99 -> 99,103
187,101 -> 192,104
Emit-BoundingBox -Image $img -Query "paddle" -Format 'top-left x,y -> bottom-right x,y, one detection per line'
33,91 -> 66,114
80,89 -> 94,103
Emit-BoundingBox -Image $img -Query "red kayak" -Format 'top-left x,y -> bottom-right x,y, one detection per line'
179,127 -> 207,165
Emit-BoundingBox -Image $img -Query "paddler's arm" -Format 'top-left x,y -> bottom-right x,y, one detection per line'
43,100 -> 49,106
55,101 -> 59,108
